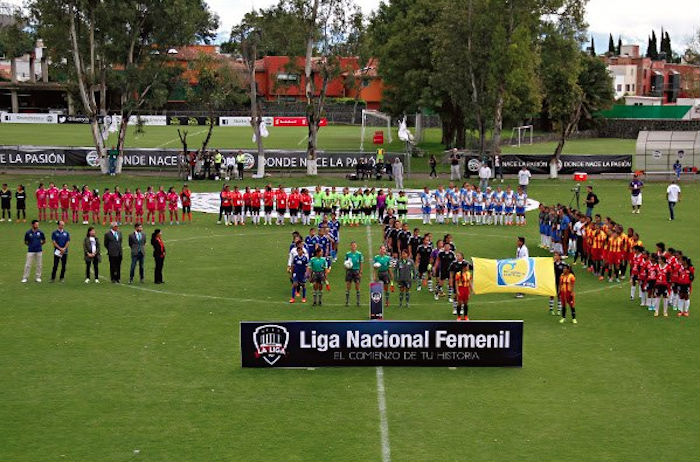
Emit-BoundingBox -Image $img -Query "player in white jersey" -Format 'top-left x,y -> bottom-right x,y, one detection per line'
420,186 -> 432,225
448,186 -> 460,225
473,188 -> 485,225
515,186 -> 528,226
433,186 -> 447,224
503,186 -> 515,226
460,184 -> 472,226
493,187 -> 505,225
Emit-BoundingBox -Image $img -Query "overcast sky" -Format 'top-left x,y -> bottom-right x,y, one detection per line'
7,0 -> 699,51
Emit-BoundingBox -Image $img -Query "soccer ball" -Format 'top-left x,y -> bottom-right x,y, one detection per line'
344,259 -> 354,269
390,259 -> 397,268
373,262 -> 381,268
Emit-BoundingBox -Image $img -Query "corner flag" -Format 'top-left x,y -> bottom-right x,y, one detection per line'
472,257 -> 556,296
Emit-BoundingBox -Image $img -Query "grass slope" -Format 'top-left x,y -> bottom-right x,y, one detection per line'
0,173 -> 697,462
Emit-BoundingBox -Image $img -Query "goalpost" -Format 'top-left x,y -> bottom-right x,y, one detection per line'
360,109 -> 393,151
509,125 -> 533,147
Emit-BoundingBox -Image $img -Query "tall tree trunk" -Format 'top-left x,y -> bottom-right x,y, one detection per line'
491,83 -> 505,154
200,112 -> 215,153
304,0 -> 320,176
247,49 -> 265,178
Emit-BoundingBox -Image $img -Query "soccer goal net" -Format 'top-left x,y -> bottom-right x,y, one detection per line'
360,109 -> 393,151
509,125 -> 533,147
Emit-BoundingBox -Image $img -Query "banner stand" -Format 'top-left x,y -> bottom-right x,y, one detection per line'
369,282 -> 384,320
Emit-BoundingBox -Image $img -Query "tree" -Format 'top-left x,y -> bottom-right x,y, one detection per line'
647,29 -> 658,59
683,29 -> 700,65
617,36 -> 622,55
607,33 -> 615,55
29,0 -> 218,160
0,14 -> 35,83
184,53 -> 246,154
589,36 -> 595,56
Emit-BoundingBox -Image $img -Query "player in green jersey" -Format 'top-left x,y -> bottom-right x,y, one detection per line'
344,241 -> 364,306
373,245 -> 393,307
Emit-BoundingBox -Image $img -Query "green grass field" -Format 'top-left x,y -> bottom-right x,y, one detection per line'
0,172 -> 697,461
0,122 -> 636,157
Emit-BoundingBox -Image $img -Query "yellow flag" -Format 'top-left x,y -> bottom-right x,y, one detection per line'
472,257 -> 556,297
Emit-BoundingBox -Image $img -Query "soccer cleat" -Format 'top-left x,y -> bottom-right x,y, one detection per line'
598,276 -> 604,281
301,298 -> 307,303
21,278 -> 27,283
289,298 -> 295,304
435,294 -> 439,301
85,278 -> 90,284
390,284 -> 395,293
417,286 -> 422,291
463,316 -> 469,321
452,307 -> 457,315
326,283 -> 331,292
683,312 -> 689,317
456,315 -> 462,320
35,278 -> 42,283
94,279 -> 100,283
677,312 -> 683,317
663,313 -> 668,317
559,318 -> 566,324
654,312 -> 659,317
572,319 -> 578,324
550,310 -> 556,316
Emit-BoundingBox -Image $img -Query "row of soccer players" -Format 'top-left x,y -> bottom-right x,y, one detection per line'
539,206 -> 694,318
18,182 -> 193,225
218,184 -> 409,226
418,185 -> 529,226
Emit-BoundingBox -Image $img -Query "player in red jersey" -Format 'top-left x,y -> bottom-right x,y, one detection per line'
250,187 -> 262,225
47,182 -> 60,221
637,251 -> 649,307
134,188 -> 145,224
654,255 -> 672,317
90,189 -> 101,224
180,184 -> 192,223
80,186 -> 92,224
262,185 -> 275,225
645,254 -> 659,312
300,188 -> 313,226
629,245 -> 644,302
101,188 -> 113,225
231,186 -> 244,226
167,186 -> 179,224
242,187 -> 252,225
112,186 -> 123,224
122,188 -> 134,224
156,186 -> 167,224
677,257 -> 694,317
288,187 -> 301,225
275,185 -> 288,226
35,183 -> 47,221
69,185 -> 81,224
220,185 -> 232,226
145,186 -> 157,225
58,184 -> 71,222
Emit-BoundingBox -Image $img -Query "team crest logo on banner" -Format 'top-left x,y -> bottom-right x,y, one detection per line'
253,324 -> 289,365
496,258 -> 536,289
472,257 -> 556,296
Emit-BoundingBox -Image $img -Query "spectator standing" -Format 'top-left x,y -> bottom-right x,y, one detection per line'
392,158 -> 404,189
15,185 -> 26,222
0,183 -> 11,221
83,226 -> 101,283
629,174 -> 644,214
478,162 -> 492,191
673,159 -> 682,180
376,147 -> 385,176
236,150 -> 246,180
128,223 -> 147,284
202,151 -> 211,179
449,148 -> 461,181
585,186 -> 599,218
429,155 -> 437,178
50,220 -> 70,283
107,146 -> 119,176
214,150 -> 223,178
22,219 -> 45,283
104,222 -> 123,283
517,166 -> 531,194
151,229 -> 166,284
666,180 -> 681,221
494,154 -> 504,182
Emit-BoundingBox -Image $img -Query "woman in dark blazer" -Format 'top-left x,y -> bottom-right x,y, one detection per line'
151,229 -> 166,284
83,226 -> 102,283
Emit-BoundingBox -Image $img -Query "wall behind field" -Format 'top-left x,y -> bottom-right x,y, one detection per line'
597,119 -> 700,139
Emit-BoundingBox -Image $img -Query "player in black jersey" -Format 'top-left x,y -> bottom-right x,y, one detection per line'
435,243 -> 456,301
448,252 -> 472,315
409,228 -> 422,261
415,236 -> 433,291
397,222 -> 411,257
550,251 -> 568,315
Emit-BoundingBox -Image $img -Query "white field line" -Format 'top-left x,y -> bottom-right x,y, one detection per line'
156,128 -> 208,148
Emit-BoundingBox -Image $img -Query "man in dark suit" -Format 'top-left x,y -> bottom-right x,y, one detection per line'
104,222 -> 123,283
128,223 -> 147,284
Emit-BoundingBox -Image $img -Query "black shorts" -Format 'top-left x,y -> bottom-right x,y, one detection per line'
303,209 -> 311,216
223,205 -> 233,214
244,204 -> 251,214
345,269 -> 361,283
655,284 -> 668,297
340,208 -> 349,216
289,208 -> 298,216
314,206 -> 322,214
364,208 -> 372,216
646,280 -> 656,292
631,274 -> 639,283
251,207 -> 260,215
234,206 -> 242,214
418,263 -> 429,275
312,271 -> 326,284
679,284 -> 690,297
182,205 -> 191,214
264,205 -> 273,213
439,269 -> 450,281
322,207 -> 332,215
398,210 -> 407,217
398,280 -> 412,289
377,271 -> 390,285
277,208 -> 287,216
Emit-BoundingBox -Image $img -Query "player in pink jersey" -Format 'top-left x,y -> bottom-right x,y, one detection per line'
91,189 -> 101,224
35,183 -> 48,221
122,188 -> 134,224
134,188 -> 145,224
102,188 -> 113,225
58,184 -> 71,222
112,186 -> 123,223
156,186 -> 167,224
47,182 -> 60,221
145,186 -> 157,225
69,185 -> 80,224
167,186 -> 180,225
81,186 -> 92,224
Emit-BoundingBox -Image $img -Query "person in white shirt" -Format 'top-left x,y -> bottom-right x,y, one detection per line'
518,166 -> 531,194
478,162 -> 492,191
515,236 -> 529,298
666,180 -> 681,221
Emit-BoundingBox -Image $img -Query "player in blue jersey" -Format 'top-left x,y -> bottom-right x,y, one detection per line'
503,186 -> 515,226
328,212 -> 340,262
288,245 -> 309,303
515,187 -> 528,226
434,186 -> 447,224
305,227 -> 319,257
493,186 -> 504,225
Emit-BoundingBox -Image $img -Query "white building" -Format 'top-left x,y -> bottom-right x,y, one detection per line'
608,64 -> 637,99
